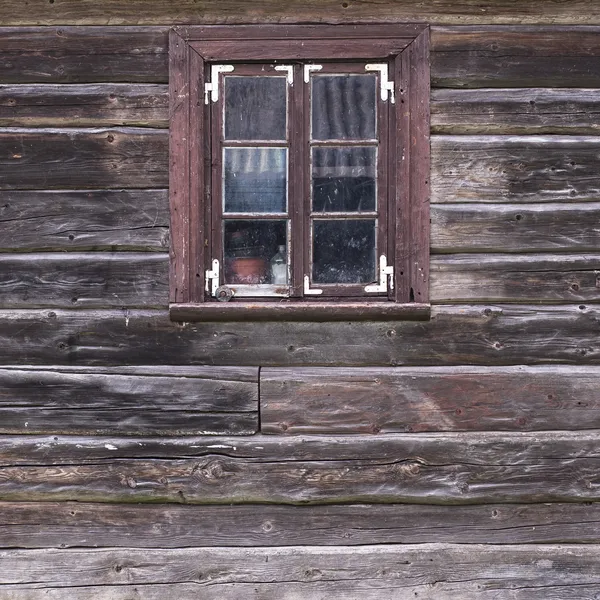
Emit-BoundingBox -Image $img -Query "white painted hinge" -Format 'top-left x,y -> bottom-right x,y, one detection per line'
365,63 -> 395,104
304,275 -> 323,295
205,259 -> 220,296
364,255 -> 394,293
204,64 -> 234,104
274,65 -> 294,85
304,64 -> 323,83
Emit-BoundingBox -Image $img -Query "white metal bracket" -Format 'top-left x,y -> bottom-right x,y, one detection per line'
365,255 -> 394,293
274,65 -> 294,85
205,259 -> 220,297
365,63 -> 395,104
304,275 -> 323,295
204,64 -> 234,104
304,64 -> 323,83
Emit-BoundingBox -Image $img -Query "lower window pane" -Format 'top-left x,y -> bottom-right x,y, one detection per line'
224,220 -> 288,285
312,219 -> 376,284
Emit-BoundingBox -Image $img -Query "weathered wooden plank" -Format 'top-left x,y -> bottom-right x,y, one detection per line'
0,305 -> 599,366
0,366 -> 257,435
432,203 -> 600,251
2,500 -> 599,548
0,128 -> 167,190
2,253 -> 599,308
0,27 -> 168,83
431,254 -> 600,303
1,544 -> 600,599
0,431 -> 598,503
2,2 -> 600,25
432,136 -> 600,203
0,253 -> 168,308
261,365 -> 600,434
432,88 -> 600,134
0,189 -> 169,252
432,26 -> 600,87
0,84 -> 168,128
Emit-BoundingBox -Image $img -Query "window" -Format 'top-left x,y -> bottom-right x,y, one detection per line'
169,24 -> 430,321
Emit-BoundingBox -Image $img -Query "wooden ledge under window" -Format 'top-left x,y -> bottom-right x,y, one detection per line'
169,302 -> 431,322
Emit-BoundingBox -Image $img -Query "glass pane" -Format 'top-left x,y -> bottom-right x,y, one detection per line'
312,74 -> 376,140
224,148 -> 287,213
224,220 -> 288,285
224,76 -> 287,141
312,219 -> 376,284
312,146 -> 376,212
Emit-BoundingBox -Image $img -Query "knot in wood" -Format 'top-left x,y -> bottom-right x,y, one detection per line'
195,459 -> 227,480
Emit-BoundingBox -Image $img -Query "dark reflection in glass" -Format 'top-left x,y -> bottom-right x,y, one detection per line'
312,146 -> 376,212
224,220 -> 287,284
312,219 -> 376,284
224,76 -> 287,141
224,148 -> 287,213
312,74 -> 376,140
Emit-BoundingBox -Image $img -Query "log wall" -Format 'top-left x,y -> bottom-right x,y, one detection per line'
1,13 -> 600,598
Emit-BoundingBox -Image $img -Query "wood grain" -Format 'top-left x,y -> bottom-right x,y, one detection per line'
0,305 -> 598,366
0,189 -> 169,252
431,203 -> 600,251
432,26 -> 600,87
0,366 -> 257,435
0,253 -> 168,308
1,544 -> 600,599
0,128 -> 167,190
2,1 -> 600,25
1,500 -> 599,548
432,136 -> 600,204
431,254 -> 600,303
261,365 -> 600,434
0,84 -> 168,127
0,431 -> 598,504
0,27 -> 168,83
432,88 -> 600,134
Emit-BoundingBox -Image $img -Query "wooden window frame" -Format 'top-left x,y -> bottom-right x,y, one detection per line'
169,24 -> 430,322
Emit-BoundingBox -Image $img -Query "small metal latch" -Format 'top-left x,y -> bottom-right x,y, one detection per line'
274,65 -> 294,85
304,275 -> 323,295
365,255 -> 394,293
205,259 -> 220,297
204,64 -> 234,104
304,64 -> 323,83
365,63 -> 395,104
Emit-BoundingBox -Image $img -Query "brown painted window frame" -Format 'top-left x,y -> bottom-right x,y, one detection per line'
169,24 -> 430,322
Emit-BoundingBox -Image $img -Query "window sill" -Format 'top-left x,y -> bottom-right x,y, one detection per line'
169,302 -> 431,322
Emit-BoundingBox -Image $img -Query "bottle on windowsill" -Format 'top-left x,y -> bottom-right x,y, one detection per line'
270,245 -> 287,284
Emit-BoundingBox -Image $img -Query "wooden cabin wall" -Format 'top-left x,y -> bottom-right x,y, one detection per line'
1,3 -> 600,596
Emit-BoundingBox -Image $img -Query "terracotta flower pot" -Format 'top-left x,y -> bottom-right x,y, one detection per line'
229,257 -> 267,284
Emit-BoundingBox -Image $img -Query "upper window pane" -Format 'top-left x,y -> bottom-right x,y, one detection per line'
311,74 -> 377,141
224,76 -> 287,141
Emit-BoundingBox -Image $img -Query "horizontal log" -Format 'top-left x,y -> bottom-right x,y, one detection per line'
432,136 -> 600,203
0,27 -> 168,83
2,2 -> 600,25
0,305 -> 599,366
1,544 -> 600,599
0,84 -> 168,127
0,189 -> 169,251
431,254 -> 600,303
0,253 -> 168,308
0,431 -> 598,504
432,26 -> 600,87
432,88 -> 600,134
261,365 -> 600,433
432,203 -> 600,251
0,128 -> 167,189
0,366 -> 258,435
2,252 -> 600,308
1,500 -> 599,548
